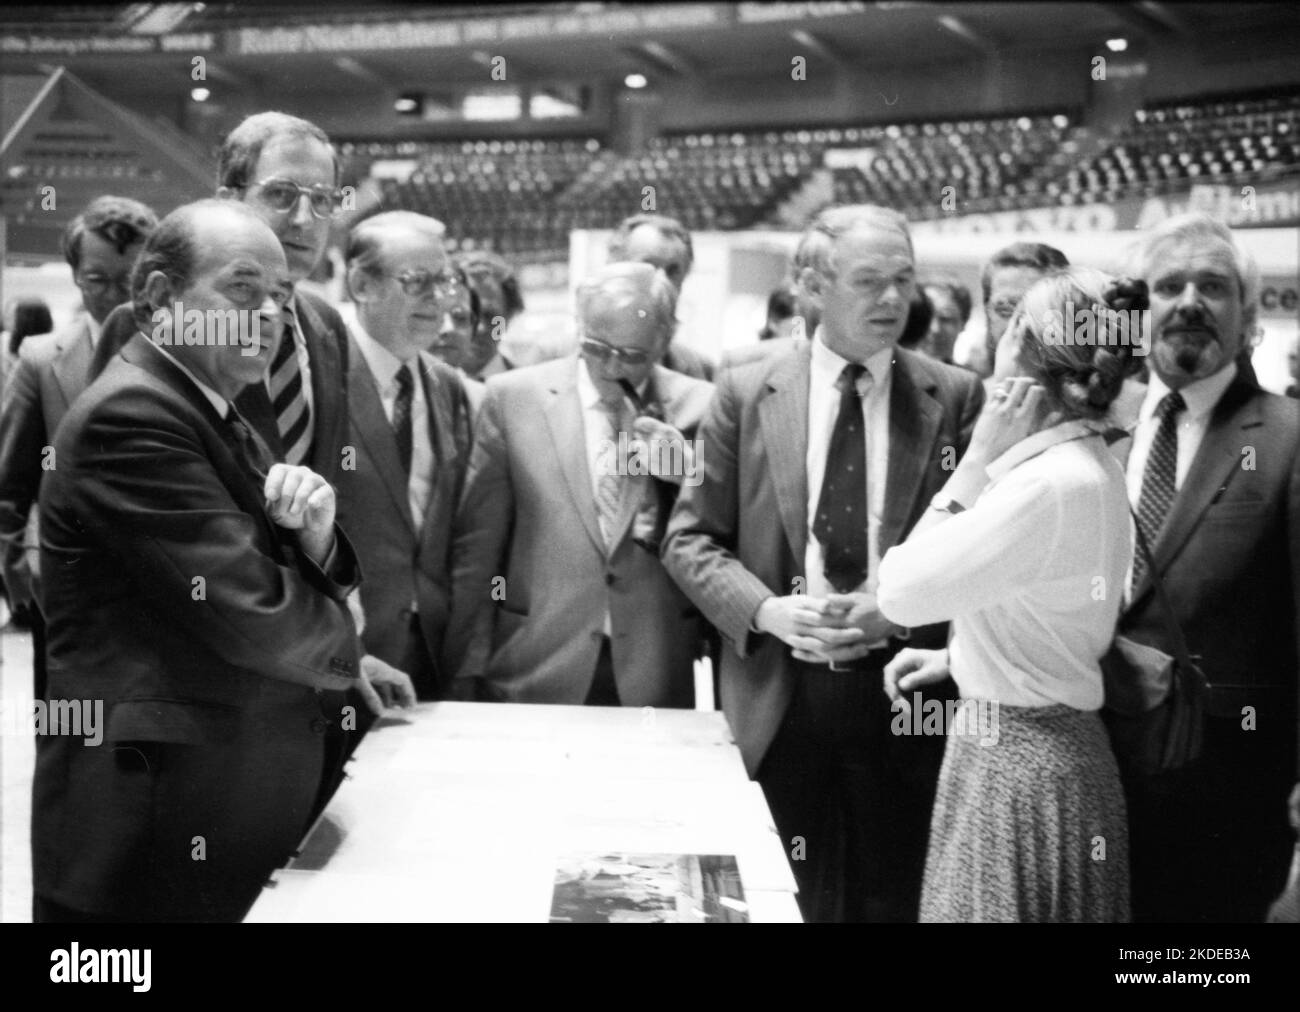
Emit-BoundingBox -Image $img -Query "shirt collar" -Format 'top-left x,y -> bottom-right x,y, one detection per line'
1140,360 -> 1238,425
352,318 -> 414,391
577,355 -> 648,410
811,327 -> 894,390
85,312 -> 102,347
143,337 -> 229,418
985,418 -> 1106,483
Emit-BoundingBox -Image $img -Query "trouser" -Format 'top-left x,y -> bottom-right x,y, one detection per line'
757,654 -> 951,923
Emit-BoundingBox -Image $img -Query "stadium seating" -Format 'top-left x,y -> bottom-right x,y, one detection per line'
340,90 -> 1300,258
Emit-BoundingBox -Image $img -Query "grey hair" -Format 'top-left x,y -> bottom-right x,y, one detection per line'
576,261 -> 678,343
1124,211 -> 1261,334
794,203 -> 913,279
607,213 -> 694,275
344,211 -> 446,296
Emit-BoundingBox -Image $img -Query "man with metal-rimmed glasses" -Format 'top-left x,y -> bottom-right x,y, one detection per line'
442,261 -> 713,707
0,195 -> 158,703
336,211 -> 473,705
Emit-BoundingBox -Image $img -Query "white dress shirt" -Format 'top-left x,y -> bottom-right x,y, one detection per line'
1125,360 -> 1237,502
351,321 -> 434,533
85,312 -> 102,348
878,421 -> 1132,709
805,331 -> 893,603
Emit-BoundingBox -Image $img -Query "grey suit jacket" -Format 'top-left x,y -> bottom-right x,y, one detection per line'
0,315 -> 96,609
443,356 -> 714,706
335,338 -> 472,678
661,341 -> 984,775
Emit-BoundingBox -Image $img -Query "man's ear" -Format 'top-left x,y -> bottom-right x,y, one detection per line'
346,263 -> 374,304
799,266 -> 825,305
143,270 -> 175,316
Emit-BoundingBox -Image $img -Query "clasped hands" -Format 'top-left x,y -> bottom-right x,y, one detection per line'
754,592 -> 898,666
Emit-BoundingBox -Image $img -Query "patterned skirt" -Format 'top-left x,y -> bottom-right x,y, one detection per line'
919,702 -> 1130,923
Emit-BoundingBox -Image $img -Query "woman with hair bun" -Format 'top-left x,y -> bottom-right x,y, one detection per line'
875,267 -> 1146,922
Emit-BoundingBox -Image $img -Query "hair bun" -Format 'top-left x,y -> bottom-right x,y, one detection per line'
1103,276 -> 1149,315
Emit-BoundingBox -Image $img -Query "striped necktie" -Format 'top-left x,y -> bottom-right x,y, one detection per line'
268,309 -> 312,465
1130,389 -> 1186,595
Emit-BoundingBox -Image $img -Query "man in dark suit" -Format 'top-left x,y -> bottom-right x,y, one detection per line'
443,262 -> 713,706
0,196 -> 157,702
1112,212 -> 1300,923
607,213 -> 715,381
337,211 -> 473,702
662,204 -> 984,923
32,199 -> 368,923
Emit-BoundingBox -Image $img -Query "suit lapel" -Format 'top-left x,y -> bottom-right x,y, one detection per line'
294,292 -> 343,468
543,358 -> 606,555
348,335 -> 415,536
758,343 -> 811,563
51,317 -> 93,412
119,335 -> 284,556
1130,378 -> 1261,607
879,351 -> 942,555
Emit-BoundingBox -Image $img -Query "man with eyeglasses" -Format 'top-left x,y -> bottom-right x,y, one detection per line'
958,242 -> 1068,380
0,195 -> 157,702
94,112 -> 351,488
443,261 -> 713,707
336,212 -> 473,705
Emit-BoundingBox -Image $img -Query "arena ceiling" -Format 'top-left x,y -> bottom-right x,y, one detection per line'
1,3 -> 1294,99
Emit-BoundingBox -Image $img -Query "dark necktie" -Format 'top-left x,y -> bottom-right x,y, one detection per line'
813,363 -> 869,593
225,407 -> 272,485
1130,389 -> 1186,595
269,310 -> 311,465
392,363 -> 414,476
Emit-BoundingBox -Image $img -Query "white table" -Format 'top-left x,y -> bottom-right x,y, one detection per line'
245,701 -> 802,922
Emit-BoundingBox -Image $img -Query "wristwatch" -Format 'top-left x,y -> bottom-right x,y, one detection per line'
929,492 -> 966,514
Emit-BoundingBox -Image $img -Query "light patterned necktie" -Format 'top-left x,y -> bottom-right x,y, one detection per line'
594,396 -> 630,548
1130,389 -> 1186,595
268,308 -> 312,465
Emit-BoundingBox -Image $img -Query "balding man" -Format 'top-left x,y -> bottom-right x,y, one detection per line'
32,200 -> 365,922
663,204 -> 984,922
337,212 -> 473,702
443,262 -> 713,706
607,213 -> 714,381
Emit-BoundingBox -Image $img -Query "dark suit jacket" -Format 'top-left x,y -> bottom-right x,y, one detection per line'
335,339 -> 472,690
661,342 -> 984,775
443,357 -> 714,706
93,290 -> 350,486
33,333 -> 362,920
1113,373 -> 1300,757
0,315 -> 96,610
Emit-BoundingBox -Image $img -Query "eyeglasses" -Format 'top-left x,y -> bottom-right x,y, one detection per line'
382,269 -> 463,300
579,336 -> 652,367
247,177 -> 344,219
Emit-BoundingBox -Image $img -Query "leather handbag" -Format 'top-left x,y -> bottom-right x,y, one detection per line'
1101,510 -> 1209,777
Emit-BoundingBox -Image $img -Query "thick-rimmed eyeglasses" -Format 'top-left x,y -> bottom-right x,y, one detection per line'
246,177 -> 344,219
579,336 -> 652,367
383,269 -> 463,300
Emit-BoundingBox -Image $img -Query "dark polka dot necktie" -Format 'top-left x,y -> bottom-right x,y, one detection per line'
1130,389 -> 1186,595
813,363 -> 870,593
392,363 -> 414,476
